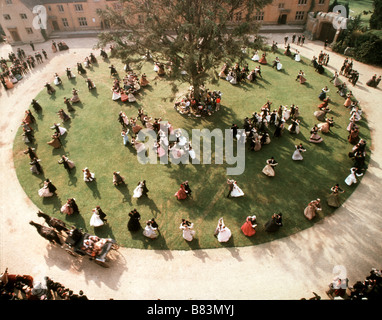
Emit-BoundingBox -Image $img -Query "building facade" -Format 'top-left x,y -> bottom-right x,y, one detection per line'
0,0 -> 331,45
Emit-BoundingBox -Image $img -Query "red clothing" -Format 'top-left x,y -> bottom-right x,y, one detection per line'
241,219 -> 256,237
175,185 -> 187,200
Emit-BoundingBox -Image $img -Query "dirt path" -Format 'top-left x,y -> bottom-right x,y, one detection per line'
0,36 -> 381,300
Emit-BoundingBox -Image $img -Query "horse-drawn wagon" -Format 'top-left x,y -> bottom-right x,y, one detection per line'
30,212 -> 119,268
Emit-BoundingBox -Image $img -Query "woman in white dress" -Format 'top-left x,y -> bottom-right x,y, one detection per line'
215,218 -> 231,243
121,129 -> 130,146
345,167 -> 357,186
112,88 -> 121,101
90,208 -> 104,227
187,143 -> 196,160
229,181 -> 244,197
70,88 -> 81,103
51,123 -> 67,136
53,73 -> 62,86
294,51 -> 301,62
349,106 -> 362,122
38,181 -> 54,198
292,143 -> 306,161
179,219 -> 195,242
82,167 -> 95,182
127,89 -> 136,102
251,50 -> 260,62
143,220 -> 158,239
133,180 -> 149,198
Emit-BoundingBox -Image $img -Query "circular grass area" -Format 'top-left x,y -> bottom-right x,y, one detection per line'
13,47 -> 370,250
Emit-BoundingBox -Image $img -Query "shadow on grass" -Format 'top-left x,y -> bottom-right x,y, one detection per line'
85,180 -> 101,199
115,183 -> 132,205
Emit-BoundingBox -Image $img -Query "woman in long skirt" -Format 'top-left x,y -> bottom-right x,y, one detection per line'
58,155 -> 75,172
143,220 -> 158,239
309,125 -> 323,143
214,217 -> 231,243
262,157 -> 278,177
71,88 -> 81,103
304,199 -> 321,220
229,181 -> 244,197
61,199 -> 74,215
113,171 -> 125,186
327,184 -> 345,208
47,132 -> 62,149
127,209 -> 141,231
82,167 -> 95,182
175,184 -> 188,200
241,215 -> 257,237
292,144 -> 306,160
30,157 -> 42,175
344,92 -> 353,108
90,208 -> 104,227
179,219 -> 195,242
133,180 -> 148,198
345,167 -> 357,186
264,213 -> 283,232
38,179 -> 56,198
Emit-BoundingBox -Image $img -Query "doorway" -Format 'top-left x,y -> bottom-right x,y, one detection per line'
8,28 -> 21,42
52,20 -> 60,31
279,14 -> 287,24
318,22 -> 336,43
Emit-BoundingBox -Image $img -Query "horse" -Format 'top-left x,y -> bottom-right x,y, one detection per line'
29,221 -> 63,246
37,211 -> 69,233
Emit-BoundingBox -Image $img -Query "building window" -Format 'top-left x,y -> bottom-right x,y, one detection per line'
318,0 -> 325,4
57,5 -> 64,12
26,28 -> 33,34
20,14 -> 28,19
3,14 -> 11,20
298,0 -> 307,5
74,4 -> 84,12
78,17 -> 88,26
234,12 -> 242,22
254,11 -> 264,21
295,11 -> 305,20
5,0 -> 12,5
62,18 -> 69,27
278,3 -> 285,9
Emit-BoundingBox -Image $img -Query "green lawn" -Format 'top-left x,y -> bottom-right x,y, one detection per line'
13,48 -> 370,250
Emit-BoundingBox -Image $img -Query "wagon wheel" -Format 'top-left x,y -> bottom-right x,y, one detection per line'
95,260 -> 109,268
65,248 -> 78,257
111,243 -> 120,251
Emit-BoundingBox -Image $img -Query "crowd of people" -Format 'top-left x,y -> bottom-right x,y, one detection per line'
12,32 -> 371,252
326,267 -> 382,300
0,40 -> 69,92
0,268 -> 88,300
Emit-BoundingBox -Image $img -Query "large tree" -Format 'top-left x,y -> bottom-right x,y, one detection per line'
97,0 -> 272,99
370,0 -> 382,29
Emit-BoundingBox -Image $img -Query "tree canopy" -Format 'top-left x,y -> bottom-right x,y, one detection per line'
97,0 -> 272,98
370,0 -> 382,29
